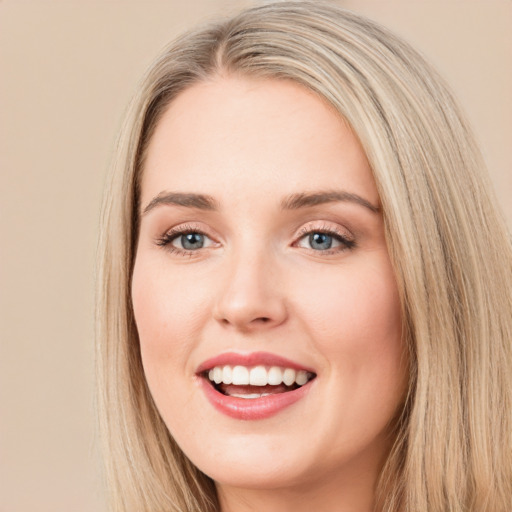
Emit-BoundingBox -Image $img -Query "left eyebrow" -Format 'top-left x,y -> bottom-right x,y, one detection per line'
280,190 -> 380,214
142,191 -> 219,216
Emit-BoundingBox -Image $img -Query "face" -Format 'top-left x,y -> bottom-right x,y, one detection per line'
132,76 -> 407,495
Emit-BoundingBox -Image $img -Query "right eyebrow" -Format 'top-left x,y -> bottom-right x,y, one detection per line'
280,190 -> 380,214
142,191 -> 219,216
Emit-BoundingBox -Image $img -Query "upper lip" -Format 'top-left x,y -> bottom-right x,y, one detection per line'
196,351 -> 316,375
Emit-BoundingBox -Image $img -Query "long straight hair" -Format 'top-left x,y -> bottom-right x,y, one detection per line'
96,2 -> 512,511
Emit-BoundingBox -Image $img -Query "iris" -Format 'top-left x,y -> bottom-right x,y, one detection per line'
181,233 -> 204,250
309,232 -> 333,250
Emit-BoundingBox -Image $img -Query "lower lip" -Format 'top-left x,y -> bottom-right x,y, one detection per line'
199,377 -> 314,420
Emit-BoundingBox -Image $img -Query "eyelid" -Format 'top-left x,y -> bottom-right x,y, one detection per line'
158,222 -> 212,239
295,221 -> 354,240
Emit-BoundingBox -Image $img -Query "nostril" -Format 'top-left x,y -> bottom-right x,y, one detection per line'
219,316 -> 271,328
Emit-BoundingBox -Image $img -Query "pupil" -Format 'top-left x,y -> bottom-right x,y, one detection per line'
182,233 -> 204,250
309,232 -> 332,250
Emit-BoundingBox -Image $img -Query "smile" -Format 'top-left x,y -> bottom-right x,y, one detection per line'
207,365 -> 314,397
197,352 -> 317,420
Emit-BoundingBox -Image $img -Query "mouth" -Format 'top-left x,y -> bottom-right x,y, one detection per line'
203,364 -> 316,399
196,352 -> 317,419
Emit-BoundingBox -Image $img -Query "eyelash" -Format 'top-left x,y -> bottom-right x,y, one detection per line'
155,223 -> 356,257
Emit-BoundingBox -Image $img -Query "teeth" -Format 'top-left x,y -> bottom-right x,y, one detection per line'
232,365 -> 250,385
213,366 -> 223,384
283,368 -> 296,386
222,365 -> 233,385
206,364 -> 314,387
296,370 -> 308,386
249,366 -> 267,386
230,393 -> 272,399
268,366 -> 283,385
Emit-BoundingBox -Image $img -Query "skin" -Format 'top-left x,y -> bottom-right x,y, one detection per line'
132,76 -> 408,512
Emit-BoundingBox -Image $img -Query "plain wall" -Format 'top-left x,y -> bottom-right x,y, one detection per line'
1,1 -> 510,511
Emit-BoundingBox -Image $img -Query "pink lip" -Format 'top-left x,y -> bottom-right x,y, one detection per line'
198,376 -> 314,420
196,351 -> 315,374
196,351 -> 316,421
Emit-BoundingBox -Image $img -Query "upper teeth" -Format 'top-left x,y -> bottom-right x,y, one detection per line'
207,365 -> 312,386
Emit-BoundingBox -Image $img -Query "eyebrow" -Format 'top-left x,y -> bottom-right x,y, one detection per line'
141,189 -> 380,216
142,192 -> 219,215
280,190 -> 380,213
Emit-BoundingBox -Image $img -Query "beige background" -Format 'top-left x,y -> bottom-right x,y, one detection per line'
1,1 -> 510,511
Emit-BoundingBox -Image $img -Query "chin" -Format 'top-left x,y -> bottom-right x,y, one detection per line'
182,432 -> 312,490
201,457 -> 308,491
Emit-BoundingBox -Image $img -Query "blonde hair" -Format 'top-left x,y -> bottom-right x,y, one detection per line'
96,2 -> 512,511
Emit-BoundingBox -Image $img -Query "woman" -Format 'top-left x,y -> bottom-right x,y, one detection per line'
96,2 -> 512,511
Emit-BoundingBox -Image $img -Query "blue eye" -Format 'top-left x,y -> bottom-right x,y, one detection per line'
177,233 -> 205,250
296,228 -> 355,253
156,226 -> 216,254
308,232 -> 334,250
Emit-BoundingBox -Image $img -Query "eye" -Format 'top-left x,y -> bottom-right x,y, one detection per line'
156,224 -> 217,255
306,232 -> 336,250
295,226 -> 355,254
175,232 -> 208,250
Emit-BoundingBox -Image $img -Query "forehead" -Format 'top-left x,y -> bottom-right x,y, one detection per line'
140,76 -> 378,209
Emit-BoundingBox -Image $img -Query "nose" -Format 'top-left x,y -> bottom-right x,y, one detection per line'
212,250 -> 288,332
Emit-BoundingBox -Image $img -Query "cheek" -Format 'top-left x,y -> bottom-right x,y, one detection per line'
291,257 -> 406,407
293,261 -> 402,350
131,257 -> 208,375
130,258 -> 205,435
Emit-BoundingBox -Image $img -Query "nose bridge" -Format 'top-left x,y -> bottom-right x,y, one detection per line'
213,237 -> 287,330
